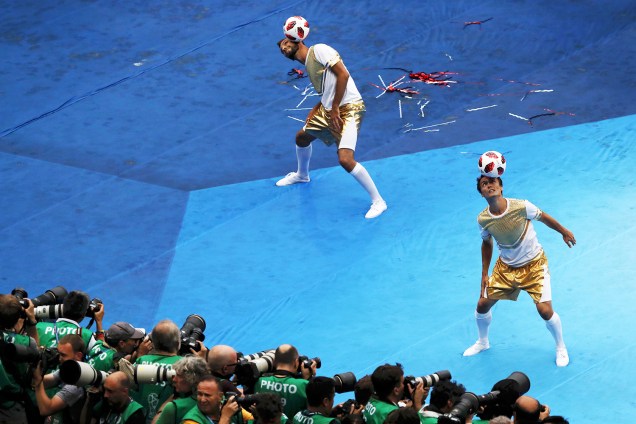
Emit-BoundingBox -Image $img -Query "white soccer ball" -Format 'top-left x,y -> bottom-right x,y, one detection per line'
478,151 -> 506,177
283,16 -> 310,42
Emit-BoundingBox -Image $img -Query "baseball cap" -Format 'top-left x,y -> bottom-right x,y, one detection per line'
105,321 -> 145,341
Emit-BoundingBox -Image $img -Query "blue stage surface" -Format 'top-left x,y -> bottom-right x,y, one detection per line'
1,1 -> 635,422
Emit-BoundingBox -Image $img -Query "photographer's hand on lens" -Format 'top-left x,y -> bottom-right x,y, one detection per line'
193,340 -> 208,359
136,337 -> 153,357
539,404 -> 551,421
412,381 -> 429,410
31,362 -> 43,387
221,395 -> 240,420
300,359 -> 317,379
93,302 -> 105,327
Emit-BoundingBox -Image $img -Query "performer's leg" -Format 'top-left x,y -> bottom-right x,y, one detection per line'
537,301 -> 569,366
276,130 -> 315,186
463,298 -> 497,356
338,149 -> 387,218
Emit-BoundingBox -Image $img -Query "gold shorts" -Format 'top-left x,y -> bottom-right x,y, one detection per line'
303,102 -> 365,148
485,251 -> 552,303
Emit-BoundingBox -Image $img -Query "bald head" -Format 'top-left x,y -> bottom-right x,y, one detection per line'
514,395 -> 541,423
104,371 -> 132,410
274,344 -> 299,370
208,345 -> 238,374
150,319 -> 180,354
107,371 -> 130,389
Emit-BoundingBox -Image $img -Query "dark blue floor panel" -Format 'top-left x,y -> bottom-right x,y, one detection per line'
2,1 -> 634,188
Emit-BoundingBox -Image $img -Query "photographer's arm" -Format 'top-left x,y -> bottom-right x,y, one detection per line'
93,303 -> 105,341
219,396 -> 240,424
32,368 -> 67,416
23,299 -> 39,344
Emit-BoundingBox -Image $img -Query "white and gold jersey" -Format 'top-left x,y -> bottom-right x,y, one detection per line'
478,198 -> 543,267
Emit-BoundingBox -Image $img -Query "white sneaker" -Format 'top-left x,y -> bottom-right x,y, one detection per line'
463,340 -> 490,356
275,172 -> 310,187
556,347 -> 569,367
365,200 -> 387,219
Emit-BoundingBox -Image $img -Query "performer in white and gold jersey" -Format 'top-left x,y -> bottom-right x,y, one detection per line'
463,176 -> 576,366
275,37 -> 387,219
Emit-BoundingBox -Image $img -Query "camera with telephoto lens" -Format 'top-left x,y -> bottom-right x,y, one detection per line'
403,370 -> 452,400
132,364 -> 176,385
298,355 -> 321,371
234,349 -> 276,389
178,314 -> 206,355
59,360 -> 109,387
438,371 -> 531,424
34,293 -> 101,321
12,286 -> 68,309
333,371 -> 357,393
224,392 -> 260,408
1,343 -> 60,371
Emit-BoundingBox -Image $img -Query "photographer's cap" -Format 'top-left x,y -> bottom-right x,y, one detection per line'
106,321 -> 145,341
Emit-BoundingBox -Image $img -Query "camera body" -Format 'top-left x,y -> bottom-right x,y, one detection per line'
234,349 -> 276,389
298,355 -> 321,371
3,343 -> 60,370
178,314 -> 206,355
224,392 -> 260,408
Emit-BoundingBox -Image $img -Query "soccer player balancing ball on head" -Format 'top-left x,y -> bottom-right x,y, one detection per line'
275,17 -> 387,219
463,156 -> 577,366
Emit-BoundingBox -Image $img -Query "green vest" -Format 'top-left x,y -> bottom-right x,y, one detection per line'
36,318 -> 96,353
131,353 -> 182,423
181,405 -> 244,424
0,331 -> 33,408
155,395 -> 197,424
87,339 -> 117,372
254,375 -> 308,420
362,398 -> 398,424
93,398 -> 144,423
292,410 -> 338,424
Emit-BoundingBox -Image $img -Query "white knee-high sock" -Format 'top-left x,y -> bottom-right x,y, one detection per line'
476,310 -> 492,342
350,163 -> 382,202
296,144 -> 312,177
545,312 -> 566,348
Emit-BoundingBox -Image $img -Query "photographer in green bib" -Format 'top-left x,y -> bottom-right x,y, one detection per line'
132,319 -> 183,423
152,355 -> 209,424
292,377 -> 338,424
31,333 -> 87,424
36,290 -> 104,354
0,293 -> 39,424
254,345 -> 317,420
87,321 -> 148,373
362,364 -> 426,424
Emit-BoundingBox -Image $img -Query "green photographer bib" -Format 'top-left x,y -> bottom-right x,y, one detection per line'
255,375 -> 308,420
362,398 -> 398,424
131,353 -> 182,423
293,410 -> 338,424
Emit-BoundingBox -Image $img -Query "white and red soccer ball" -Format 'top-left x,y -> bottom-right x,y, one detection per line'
283,16 -> 310,42
478,151 -> 506,177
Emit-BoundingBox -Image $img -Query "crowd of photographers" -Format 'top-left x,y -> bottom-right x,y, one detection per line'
1,287 -> 570,424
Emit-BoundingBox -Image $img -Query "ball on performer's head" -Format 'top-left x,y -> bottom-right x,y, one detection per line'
283,16 -> 310,42
478,150 -> 506,177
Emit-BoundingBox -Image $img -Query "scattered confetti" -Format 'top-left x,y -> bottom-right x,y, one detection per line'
466,104 -> 498,112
